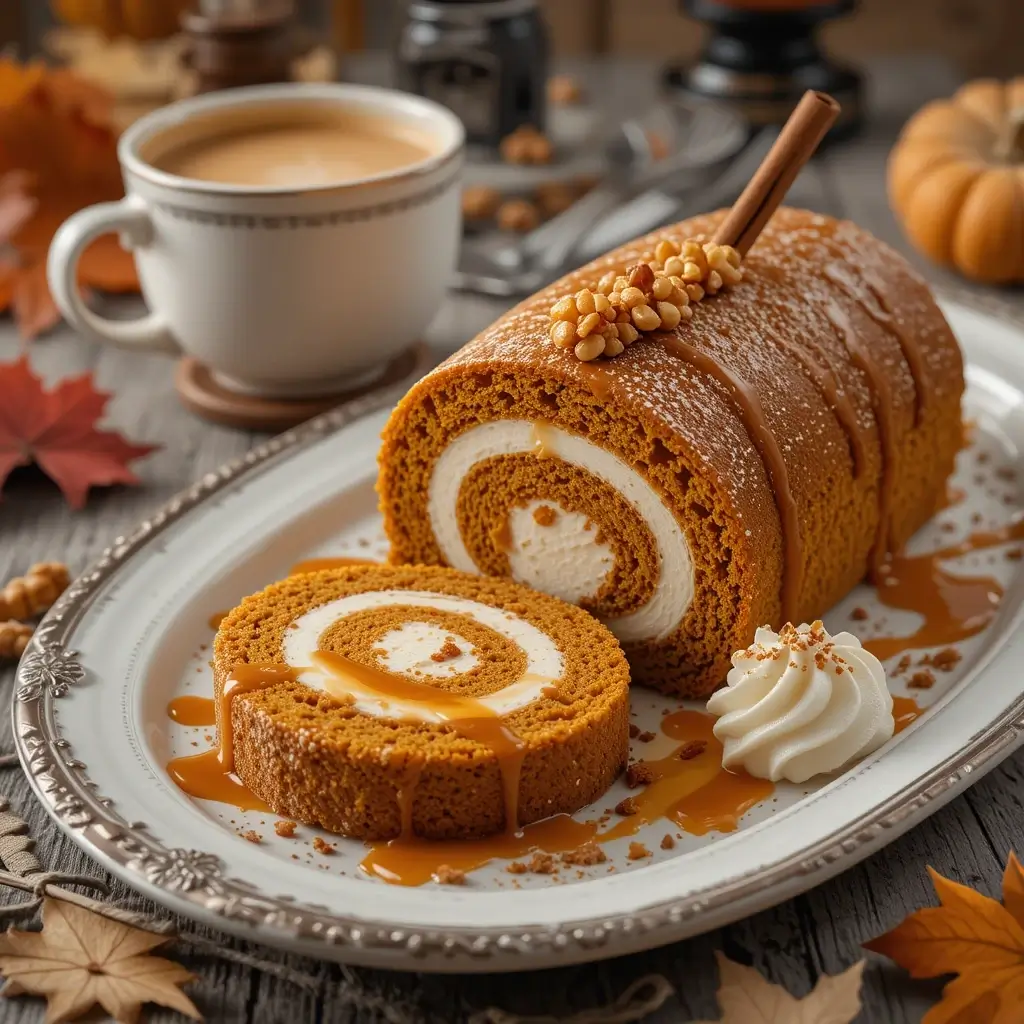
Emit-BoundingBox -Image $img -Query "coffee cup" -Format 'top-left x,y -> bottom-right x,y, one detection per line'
47,83 -> 464,397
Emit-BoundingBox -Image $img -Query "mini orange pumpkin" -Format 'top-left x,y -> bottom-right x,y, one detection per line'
888,78 -> 1024,285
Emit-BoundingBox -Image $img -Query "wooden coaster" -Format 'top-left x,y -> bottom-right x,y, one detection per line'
174,343 -> 433,431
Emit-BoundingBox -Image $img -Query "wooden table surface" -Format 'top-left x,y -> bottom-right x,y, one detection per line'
1,55 -> 1020,1024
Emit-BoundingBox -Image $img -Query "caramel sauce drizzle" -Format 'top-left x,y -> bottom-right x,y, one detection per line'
602,710 -> 773,841
289,556 -> 377,575
166,663 -> 298,811
864,516 -> 1023,662
362,815 -> 597,886
892,695 -> 922,734
531,421 -> 557,459
311,649 -> 528,836
166,695 -> 217,727
771,336 -> 866,476
824,295 -> 898,580
578,360 -> 614,403
660,335 -> 803,624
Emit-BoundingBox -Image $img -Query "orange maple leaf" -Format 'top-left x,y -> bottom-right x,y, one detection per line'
0,59 -> 138,339
0,355 -> 157,508
865,853 -> 1024,1023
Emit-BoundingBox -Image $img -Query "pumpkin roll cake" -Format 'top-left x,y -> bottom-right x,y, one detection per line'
213,565 -> 629,839
379,207 -> 964,697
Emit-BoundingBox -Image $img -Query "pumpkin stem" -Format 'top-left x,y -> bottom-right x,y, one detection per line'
995,108 -> 1024,163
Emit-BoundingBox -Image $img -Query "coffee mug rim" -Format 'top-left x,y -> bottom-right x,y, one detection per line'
119,81 -> 465,198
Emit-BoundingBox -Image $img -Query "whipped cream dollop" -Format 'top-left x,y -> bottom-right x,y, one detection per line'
706,621 -> 894,784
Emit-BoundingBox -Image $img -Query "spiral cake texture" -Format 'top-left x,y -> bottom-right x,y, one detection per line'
213,565 -> 630,840
379,208 -> 964,696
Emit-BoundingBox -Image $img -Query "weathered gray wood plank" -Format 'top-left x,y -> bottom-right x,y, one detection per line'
2,52 -> 1022,1024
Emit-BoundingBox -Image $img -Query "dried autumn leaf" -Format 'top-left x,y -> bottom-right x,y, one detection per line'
865,854 -> 1024,1023
0,897 -> 201,1024
0,355 -> 157,508
695,951 -> 864,1023
0,58 -> 138,338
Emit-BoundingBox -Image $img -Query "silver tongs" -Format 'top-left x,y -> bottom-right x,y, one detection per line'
453,98 -> 750,298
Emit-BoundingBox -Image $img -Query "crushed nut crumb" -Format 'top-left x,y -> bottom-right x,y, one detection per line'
908,669 -> 935,689
433,864 -> 466,885
274,820 -> 297,838
625,762 -> 656,788
929,647 -> 962,672
430,638 -> 462,662
677,740 -> 707,761
627,842 -> 651,861
850,607 -> 869,621
506,861 -> 528,875
660,834 -> 676,850
312,837 -> 335,855
526,852 -> 558,875
560,842 -> 607,866
615,797 -> 639,816
243,830 -> 261,844
628,723 -> 641,739
637,730 -> 656,743
532,504 -> 557,526
893,655 -> 913,677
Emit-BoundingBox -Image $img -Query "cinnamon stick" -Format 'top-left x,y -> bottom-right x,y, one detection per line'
712,91 -> 841,256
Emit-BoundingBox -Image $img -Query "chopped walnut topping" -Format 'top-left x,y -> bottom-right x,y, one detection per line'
274,820 -> 297,838
908,669 -> 935,690
660,834 -> 676,850
506,861 -> 528,875
625,762 -> 656,788
894,655 -> 913,677
243,830 -> 261,844
430,638 -> 462,662
677,740 -> 707,761
850,607 -> 869,621
628,723 -> 641,739
615,796 -> 639,816
637,730 -> 656,743
627,842 -> 651,861
312,837 -> 335,855
560,842 -> 607,866
434,864 -> 467,885
547,237 -> 743,361
532,504 -> 557,526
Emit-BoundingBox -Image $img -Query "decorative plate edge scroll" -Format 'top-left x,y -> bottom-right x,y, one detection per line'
12,291 -> 1024,963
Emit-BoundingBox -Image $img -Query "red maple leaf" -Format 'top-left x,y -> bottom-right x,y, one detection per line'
0,356 -> 158,508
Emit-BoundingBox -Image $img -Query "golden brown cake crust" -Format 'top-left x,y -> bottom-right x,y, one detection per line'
213,565 -> 630,840
378,208 -> 964,697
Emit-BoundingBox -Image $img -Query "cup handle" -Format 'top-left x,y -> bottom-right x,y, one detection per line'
47,196 -> 179,353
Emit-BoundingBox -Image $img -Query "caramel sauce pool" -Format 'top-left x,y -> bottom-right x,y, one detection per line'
166,695 -> 216,727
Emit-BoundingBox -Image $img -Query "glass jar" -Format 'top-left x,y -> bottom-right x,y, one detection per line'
396,0 -> 549,148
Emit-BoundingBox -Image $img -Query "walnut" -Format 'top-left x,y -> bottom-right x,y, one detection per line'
497,198 -> 541,232
461,184 -> 501,222
535,180 -> 577,218
500,125 -> 553,165
547,74 -> 584,106
0,620 -> 32,660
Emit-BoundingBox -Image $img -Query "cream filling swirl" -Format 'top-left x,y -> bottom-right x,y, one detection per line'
427,420 -> 694,643
706,622 -> 894,784
282,590 -> 563,721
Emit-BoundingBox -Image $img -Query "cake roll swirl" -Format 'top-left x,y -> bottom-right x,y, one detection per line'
379,208 -> 964,696
213,565 -> 629,840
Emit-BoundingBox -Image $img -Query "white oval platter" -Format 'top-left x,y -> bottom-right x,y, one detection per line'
13,297 -> 1024,973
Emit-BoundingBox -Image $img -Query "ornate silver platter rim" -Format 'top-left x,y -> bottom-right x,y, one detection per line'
12,291 -> 1024,970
